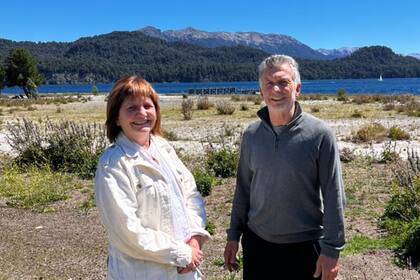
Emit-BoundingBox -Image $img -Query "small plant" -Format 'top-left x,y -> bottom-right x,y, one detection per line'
205,221 -> 216,236
379,151 -> 420,271
388,126 -> 410,140
196,96 -> 212,110
181,98 -> 194,120
192,168 -> 216,197
351,110 -> 363,118
162,129 -> 178,141
379,141 -> 400,163
5,118 -> 107,179
206,148 -> 239,178
311,107 -> 320,113
0,165 -> 74,212
353,123 -> 387,142
340,147 -> 356,163
91,85 -> 98,95
337,89 -> 348,102
240,103 -> 249,111
247,94 -> 262,105
230,95 -> 241,102
215,100 -> 235,115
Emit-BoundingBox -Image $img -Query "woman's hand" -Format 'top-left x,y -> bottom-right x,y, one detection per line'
178,236 -> 204,274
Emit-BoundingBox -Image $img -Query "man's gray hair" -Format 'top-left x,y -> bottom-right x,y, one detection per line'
258,54 -> 301,86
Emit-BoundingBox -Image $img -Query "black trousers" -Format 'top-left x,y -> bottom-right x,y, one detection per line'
241,227 -> 321,280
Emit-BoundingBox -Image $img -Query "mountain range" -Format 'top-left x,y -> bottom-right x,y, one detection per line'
1,27 -> 420,84
138,26 -> 354,60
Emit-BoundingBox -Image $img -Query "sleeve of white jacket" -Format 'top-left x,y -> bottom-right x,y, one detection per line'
169,146 -> 211,242
95,159 -> 192,267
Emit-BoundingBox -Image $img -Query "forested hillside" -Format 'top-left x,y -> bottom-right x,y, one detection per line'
1,31 -> 420,84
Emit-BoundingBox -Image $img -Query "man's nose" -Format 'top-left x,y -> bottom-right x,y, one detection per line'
273,85 -> 281,92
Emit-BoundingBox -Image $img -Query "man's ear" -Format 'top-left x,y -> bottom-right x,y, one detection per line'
295,83 -> 301,97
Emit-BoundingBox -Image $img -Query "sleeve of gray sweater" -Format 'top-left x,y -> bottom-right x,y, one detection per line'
317,127 -> 346,258
226,130 -> 251,241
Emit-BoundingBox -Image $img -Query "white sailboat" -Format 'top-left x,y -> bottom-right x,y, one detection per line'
378,74 -> 383,81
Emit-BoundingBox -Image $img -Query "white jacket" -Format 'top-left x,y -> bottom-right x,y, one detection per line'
95,133 -> 210,280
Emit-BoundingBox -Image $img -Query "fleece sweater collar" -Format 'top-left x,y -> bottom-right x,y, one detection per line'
257,102 -> 303,131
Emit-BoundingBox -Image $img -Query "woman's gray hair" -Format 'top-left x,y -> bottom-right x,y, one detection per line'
258,54 -> 301,86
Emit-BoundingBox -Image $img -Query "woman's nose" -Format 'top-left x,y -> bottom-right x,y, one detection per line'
273,85 -> 280,92
137,106 -> 147,115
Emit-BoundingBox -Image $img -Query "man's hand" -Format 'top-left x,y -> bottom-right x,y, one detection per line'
313,255 -> 339,280
224,240 -> 239,272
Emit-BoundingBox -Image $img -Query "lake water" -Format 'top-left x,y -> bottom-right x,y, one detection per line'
2,78 -> 420,95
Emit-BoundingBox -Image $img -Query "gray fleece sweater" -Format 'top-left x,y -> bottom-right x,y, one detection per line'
227,103 -> 345,258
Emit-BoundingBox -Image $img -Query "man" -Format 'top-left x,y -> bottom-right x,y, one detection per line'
224,55 -> 345,280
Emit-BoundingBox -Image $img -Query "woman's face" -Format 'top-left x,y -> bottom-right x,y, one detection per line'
117,95 -> 157,146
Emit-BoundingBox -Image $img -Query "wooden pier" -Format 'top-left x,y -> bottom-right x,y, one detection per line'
187,87 -> 258,95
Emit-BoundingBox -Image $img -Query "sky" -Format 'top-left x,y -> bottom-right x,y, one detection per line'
1,0 -> 420,55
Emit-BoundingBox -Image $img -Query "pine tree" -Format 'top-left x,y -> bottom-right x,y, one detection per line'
5,48 -> 43,98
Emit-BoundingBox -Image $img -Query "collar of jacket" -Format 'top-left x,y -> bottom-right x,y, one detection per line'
115,133 -> 181,182
257,101 -> 303,130
115,133 -> 170,158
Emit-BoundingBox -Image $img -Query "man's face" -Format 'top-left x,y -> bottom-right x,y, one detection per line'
259,64 -> 301,113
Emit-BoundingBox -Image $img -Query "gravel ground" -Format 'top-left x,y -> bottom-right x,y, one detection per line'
0,96 -> 419,279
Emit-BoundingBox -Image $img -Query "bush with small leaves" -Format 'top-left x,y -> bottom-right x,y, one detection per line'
215,100 -> 235,115
380,151 -> 420,270
353,123 -> 387,142
388,126 -> 410,140
340,147 -> 356,163
337,89 -> 348,102
206,148 -> 239,178
197,96 -> 212,110
5,118 -> 107,179
181,98 -> 194,120
192,168 -> 216,197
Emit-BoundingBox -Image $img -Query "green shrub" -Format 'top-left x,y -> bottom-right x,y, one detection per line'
388,126 -> 410,140
192,168 -> 216,197
215,100 -> 235,115
91,85 -> 98,95
337,89 -> 348,102
0,165 -> 74,212
205,221 -> 216,235
400,218 -> 420,270
380,152 -> 420,270
206,148 -> 239,178
181,98 -> 194,120
5,118 -> 107,179
353,123 -> 387,142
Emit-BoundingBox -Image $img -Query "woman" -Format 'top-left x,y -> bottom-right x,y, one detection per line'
95,76 -> 210,279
